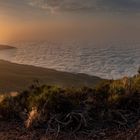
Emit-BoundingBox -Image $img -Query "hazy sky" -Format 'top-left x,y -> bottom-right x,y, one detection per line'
0,0 -> 140,42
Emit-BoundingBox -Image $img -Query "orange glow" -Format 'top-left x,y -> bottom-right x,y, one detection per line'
0,20 -> 17,43
0,16 -> 140,43
0,23 -> 9,42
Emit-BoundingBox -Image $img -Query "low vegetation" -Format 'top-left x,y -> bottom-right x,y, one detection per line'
0,74 -> 140,138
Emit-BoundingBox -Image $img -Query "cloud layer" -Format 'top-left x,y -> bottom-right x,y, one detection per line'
1,0 -> 140,19
1,40 -> 140,79
28,0 -> 140,14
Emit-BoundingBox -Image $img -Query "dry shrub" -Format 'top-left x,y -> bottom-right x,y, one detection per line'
0,75 -> 140,136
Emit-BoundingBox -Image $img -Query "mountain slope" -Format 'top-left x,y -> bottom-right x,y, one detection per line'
0,60 -> 101,92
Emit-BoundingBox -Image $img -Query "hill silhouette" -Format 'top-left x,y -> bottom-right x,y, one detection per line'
0,45 -> 15,50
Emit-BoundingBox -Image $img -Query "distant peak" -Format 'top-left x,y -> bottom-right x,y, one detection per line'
0,45 -> 15,50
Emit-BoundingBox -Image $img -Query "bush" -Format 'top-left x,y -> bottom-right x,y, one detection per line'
0,75 -> 140,133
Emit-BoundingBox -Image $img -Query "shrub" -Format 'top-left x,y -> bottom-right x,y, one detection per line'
0,75 -> 140,132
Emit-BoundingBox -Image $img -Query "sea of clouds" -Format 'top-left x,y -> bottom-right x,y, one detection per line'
0,40 -> 140,79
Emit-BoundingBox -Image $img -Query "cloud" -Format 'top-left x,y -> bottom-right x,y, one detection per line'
28,0 -> 140,14
1,40 -> 140,79
1,0 -> 140,17
98,0 -> 140,12
28,0 -> 97,13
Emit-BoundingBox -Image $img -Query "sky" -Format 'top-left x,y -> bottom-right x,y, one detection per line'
0,0 -> 140,42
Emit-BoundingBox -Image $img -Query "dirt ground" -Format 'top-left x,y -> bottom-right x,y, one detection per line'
0,121 -> 140,140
